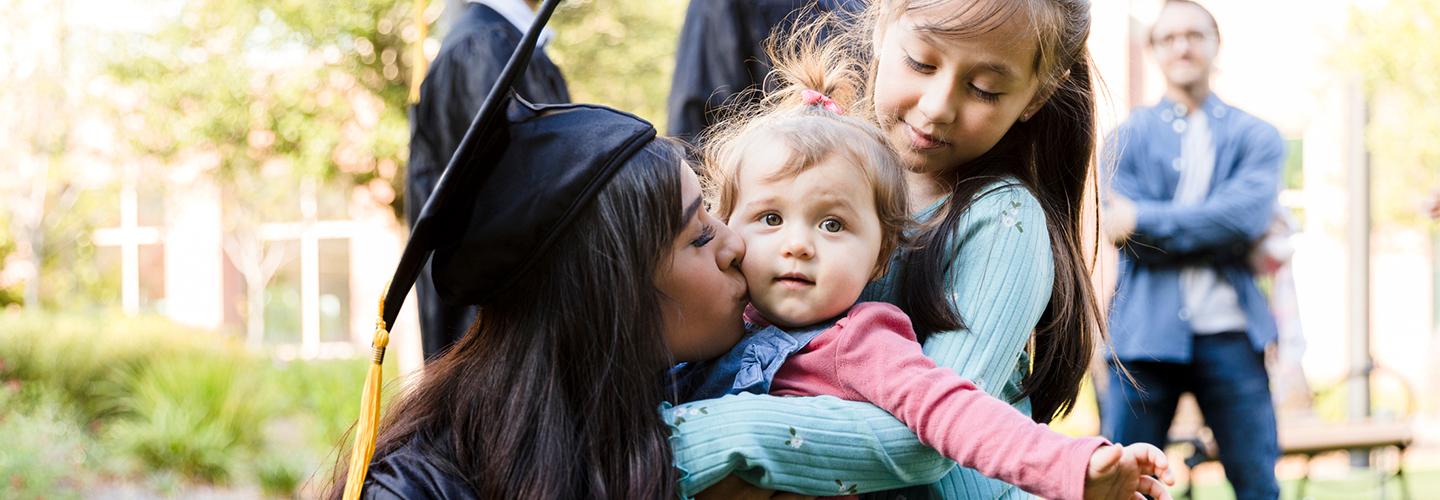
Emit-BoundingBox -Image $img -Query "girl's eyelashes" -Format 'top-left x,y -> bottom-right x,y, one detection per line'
819,218 -> 844,233
903,54 -> 936,74
903,50 -> 999,103
970,83 -> 1001,103
761,213 -> 783,226
691,224 -> 716,248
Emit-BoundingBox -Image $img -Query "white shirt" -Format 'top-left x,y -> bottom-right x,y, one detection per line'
1173,109 -> 1248,335
468,0 -> 555,47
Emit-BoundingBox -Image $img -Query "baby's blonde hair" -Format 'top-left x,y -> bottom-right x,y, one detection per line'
700,20 -> 910,277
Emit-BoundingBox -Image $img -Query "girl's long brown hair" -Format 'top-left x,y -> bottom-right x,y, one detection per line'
775,0 -> 1106,423
880,0 -> 1104,424
327,139 -> 688,499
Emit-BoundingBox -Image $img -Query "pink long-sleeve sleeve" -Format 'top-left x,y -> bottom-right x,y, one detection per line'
771,302 -> 1106,500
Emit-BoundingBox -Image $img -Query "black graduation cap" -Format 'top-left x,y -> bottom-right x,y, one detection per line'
430,101 -> 656,304
341,0 -> 656,495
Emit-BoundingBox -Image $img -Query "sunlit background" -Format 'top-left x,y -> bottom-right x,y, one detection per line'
1,0 -> 1436,497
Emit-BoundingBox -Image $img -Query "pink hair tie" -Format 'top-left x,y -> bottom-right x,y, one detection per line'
801,89 -> 845,115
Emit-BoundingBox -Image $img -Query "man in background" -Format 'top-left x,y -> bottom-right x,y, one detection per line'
1101,2 -> 1285,498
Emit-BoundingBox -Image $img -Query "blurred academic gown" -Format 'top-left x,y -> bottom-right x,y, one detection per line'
407,0 -> 570,362
666,0 -> 862,143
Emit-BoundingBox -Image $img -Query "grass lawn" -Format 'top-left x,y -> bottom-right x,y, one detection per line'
1184,466 -> 1439,499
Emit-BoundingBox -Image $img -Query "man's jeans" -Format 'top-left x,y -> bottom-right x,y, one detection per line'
1102,331 -> 1281,500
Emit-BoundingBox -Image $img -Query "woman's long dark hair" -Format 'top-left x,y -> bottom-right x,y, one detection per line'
850,0 -> 1105,424
327,139 -> 688,499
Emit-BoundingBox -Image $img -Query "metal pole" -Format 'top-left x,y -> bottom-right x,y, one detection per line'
1345,79 -> 1372,468
1433,226 -> 1439,337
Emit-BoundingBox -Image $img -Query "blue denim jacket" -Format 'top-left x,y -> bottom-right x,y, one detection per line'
1104,94 -> 1286,363
675,318 -> 837,402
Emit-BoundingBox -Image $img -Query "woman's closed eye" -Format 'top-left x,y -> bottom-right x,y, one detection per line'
691,224 -> 716,247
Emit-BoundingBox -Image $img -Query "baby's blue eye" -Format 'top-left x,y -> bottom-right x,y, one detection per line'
820,219 -> 843,233
762,213 -> 783,226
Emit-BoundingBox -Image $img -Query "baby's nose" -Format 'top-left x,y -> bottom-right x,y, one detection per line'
781,234 -> 814,259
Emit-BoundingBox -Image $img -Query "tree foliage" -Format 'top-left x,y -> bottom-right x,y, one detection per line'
1344,0 -> 1440,227
2,0 -> 688,313
548,0 -> 686,132
103,0 -> 418,218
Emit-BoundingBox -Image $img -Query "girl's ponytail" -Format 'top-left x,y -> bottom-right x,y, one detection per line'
760,13 -> 867,115
699,12 -> 910,277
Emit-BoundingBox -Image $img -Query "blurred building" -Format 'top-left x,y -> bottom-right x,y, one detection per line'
0,0 -> 424,365
84,158 -> 413,360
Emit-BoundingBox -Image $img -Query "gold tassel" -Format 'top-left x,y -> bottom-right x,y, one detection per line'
343,294 -> 391,499
408,0 -> 429,104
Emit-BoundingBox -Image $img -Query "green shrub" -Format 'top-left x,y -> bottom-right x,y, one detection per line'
265,358 -> 371,450
255,450 -> 305,498
0,312 -> 222,423
0,391 -> 98,499
0,310 -> 400,492
104,354 -> 273,482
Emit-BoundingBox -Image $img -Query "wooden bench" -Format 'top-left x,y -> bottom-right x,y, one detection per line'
1172,419 -> 1413,499
1170,367 -> 1416,499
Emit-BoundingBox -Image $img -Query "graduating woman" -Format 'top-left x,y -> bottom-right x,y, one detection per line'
329,3 -> 748,497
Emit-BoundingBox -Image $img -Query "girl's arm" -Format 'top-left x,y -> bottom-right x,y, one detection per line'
909,182 -> 1060,500
665,393 -> 953,498
924,182 -> 1052,394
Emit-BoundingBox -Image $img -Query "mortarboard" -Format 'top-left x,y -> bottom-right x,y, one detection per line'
341,0 -> 658,496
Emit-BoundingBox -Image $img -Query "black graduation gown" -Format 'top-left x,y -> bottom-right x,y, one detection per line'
361,438 -> 474,499
664,0 -> 862,143
407,3 -> 570,362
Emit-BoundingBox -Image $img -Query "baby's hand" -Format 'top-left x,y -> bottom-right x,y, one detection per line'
1082,443 -> 1174,500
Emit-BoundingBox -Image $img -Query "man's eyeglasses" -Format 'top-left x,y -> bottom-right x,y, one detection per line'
1151,30 -> 1213,50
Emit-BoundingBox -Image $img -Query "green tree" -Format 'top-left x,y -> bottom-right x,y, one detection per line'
548,0 -> 686,132
102,0 -> 419,341
0,0 -> 116,311
1345,0 -> 1440,227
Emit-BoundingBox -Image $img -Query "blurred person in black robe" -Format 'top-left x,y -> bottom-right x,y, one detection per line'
408,0 -> 570,362
666,0 -> 861,144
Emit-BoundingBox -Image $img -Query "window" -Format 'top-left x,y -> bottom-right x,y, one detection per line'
319,238 -> 351,343
91,170 -> 164,314
249,178 -> 361,357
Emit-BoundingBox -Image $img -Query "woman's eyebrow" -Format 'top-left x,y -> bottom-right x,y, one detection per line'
683,197 -> 703,223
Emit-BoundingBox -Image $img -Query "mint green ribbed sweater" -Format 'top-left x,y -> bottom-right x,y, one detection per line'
665,180 -> 1055,499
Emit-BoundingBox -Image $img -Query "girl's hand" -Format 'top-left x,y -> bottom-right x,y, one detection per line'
695,475 -> 816,500
1083,443 -> 1175,500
